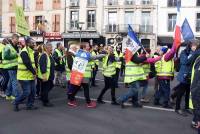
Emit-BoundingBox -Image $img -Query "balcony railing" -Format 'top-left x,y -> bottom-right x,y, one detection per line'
141,0 -> 152,5
139,25 -> 153,33
107,0 -> 118,6
70,1 -> 79,7
105,24 -> 153,33
196,27 -> 200,32
124,0 -> 135,5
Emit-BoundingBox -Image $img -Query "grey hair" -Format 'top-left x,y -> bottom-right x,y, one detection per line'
191,39 -> 200,49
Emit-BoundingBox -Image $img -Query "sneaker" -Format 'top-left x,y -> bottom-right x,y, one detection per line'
191,121 -> 198,128
163,104 -> 173,109
132,103 -> 143,108
10,96 -> 15,100
111,101 -> 120,105
140,98 -> 150,103
67,101 -> 78,107
118,101 -> 125,109
0,92 -> 6,98
175,110 -> 188,117
26,106 -> 38,110
97,99 -> 106,104
13,105 -> 19,112
43,103 -> 54,107
87,101 -> 96,108
6,96 -> 12,100
184,109 -> 193,115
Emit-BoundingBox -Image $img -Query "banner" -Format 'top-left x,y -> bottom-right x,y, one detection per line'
70,50 -> 91,86
15,5 -> 30,36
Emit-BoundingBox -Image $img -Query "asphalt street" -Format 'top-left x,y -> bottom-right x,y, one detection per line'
0,73 -> 197,134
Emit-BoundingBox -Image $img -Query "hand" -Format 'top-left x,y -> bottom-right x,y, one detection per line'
146,53 -> 150,58
196,122 -> 200,128
42,74 -> 48,82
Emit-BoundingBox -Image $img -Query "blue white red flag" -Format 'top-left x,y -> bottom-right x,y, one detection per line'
125,25 -> 141,63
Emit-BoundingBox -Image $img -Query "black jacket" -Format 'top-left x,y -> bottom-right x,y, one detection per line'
52,49 -> 65,72
190,55 -> 200,122
39,53 -> 55,81
131,53 -> 147,64
20,49 -> 36,75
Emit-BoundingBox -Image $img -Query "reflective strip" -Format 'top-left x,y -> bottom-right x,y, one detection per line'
125,73 -> 145,77
18,62 -> 35,65
125,65 -> 140,67
3,60 -> 18,65
157,72 -> 174,75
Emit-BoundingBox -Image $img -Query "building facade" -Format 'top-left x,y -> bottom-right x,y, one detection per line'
157,0 -> 200,45
1,0 -> 200,49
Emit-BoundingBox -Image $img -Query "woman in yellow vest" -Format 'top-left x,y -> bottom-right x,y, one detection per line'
97,46 -> 119,105
38,43 -> 55,107
14,37 -> 37,112
68,42 -> 105,108
154,46 -> 176,108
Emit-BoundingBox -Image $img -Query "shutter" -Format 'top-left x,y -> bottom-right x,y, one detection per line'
56,14 -> 60,32
52,15 -> 55,32
33,16 -> 35,30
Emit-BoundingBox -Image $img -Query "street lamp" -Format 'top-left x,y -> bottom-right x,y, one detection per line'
77,22 -> 84,44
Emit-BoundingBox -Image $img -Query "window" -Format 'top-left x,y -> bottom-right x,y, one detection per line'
10,17 -> 16,33
141,39 -> 150,48
125,11 -> 133,24
108,12 -> 117,32
168,0 -> 181,7
53,0 -> 61,9
168,14 -> 177,32
9,0 -> 16,12
87,10 -> 96,29
141,11 -> 151,33
52,14 -> 60,32
23,0 -> 30,11
108,0 -> 118,5
36,0 -> 43,10
141,0 -> 151,5
70,11 -> 79,29
196,13 -> 200,32
88,0 -> 96,6
70,0 -> 79,6
197,0 -> 200,6
34,16 -> 44,31
125,0 -> 134,5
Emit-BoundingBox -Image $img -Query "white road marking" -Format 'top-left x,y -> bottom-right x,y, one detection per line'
51,96 -> 175,112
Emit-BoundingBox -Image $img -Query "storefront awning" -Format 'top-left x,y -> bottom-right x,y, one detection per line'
62,32 -> 100,39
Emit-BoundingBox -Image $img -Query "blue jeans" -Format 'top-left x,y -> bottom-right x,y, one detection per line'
154,79 -> 170,104
118,81 -> 140,103
140,80 -> 148,98
6,70 -> 20,97
14,80 -> 36,107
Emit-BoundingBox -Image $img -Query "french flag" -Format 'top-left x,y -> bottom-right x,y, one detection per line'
173,0 -> 182,49
125,25 -> 141,63
174,0 -> 194,49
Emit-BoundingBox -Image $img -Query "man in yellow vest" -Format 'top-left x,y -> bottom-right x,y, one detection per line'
114,46 -> 123,88
14,37 -> 37,112
154,46 -> 176,108
38,43 -> 55,107
118,50 -> 148,108
190,41 -> 200,130
3,34 -> 20,100
91,45 -> 99,87
53,43 -> 66,87
97,46 -> 119,105
0,39 -> 9,98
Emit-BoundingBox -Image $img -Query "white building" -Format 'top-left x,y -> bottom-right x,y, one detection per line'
157,0 -> 200,45
103,0 -> 157,49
